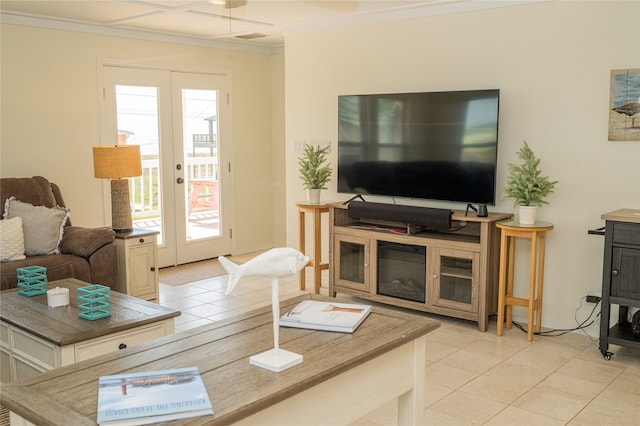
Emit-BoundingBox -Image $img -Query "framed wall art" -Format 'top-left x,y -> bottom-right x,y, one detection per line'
609,68 -> 640,141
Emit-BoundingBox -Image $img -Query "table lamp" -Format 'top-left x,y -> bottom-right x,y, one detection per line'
93,145 -> 142,233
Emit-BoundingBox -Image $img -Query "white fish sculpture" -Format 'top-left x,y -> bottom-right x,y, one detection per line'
218,247 -> 310,372
219,247 -> 309,295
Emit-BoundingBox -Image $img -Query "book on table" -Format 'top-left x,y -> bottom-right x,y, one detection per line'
96,366 -> 213,425
279,300 -> 372,333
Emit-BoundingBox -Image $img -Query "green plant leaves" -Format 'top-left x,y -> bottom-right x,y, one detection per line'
504,141 -> 558,207
298,144 -> 332,190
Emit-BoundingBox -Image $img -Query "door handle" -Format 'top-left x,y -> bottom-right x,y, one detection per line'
177,177 -> 184,184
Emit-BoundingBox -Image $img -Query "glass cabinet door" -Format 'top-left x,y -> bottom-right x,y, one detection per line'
430,248 -> 479,313
334,234 -> 370,293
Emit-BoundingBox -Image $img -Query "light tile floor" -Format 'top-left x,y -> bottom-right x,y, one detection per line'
158,272 -> 640,426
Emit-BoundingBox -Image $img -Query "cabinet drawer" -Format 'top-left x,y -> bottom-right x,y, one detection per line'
74,322 -> 167,362
123,235 -> 155,248
612,222 -> 640,245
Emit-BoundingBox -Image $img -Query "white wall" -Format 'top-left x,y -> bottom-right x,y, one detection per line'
284,1 -> 640,332
0,24 -> 284,256
271,52 -> 287,247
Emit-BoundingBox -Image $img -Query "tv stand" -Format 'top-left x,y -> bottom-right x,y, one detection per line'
329,202 -> 512,331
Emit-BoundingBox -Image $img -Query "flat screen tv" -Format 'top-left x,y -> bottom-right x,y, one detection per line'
337,89 -> 500,205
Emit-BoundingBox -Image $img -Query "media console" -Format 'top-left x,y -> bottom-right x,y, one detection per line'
329,202 -> 512,331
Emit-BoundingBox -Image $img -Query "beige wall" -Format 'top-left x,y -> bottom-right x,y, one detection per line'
1,1 -> 638,332
284,1 -> 640,332
271,52 -> 287,247
0,24 -> 284,256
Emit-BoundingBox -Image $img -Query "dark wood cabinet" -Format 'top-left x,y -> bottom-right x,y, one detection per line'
610,247 -> 640,299
599,209 -> 640,360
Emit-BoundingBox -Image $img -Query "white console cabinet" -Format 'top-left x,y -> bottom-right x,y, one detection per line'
114,229 -> 159,301
329,203 -> 511,331
0,320 -> 172,382
0,278 -> 179,384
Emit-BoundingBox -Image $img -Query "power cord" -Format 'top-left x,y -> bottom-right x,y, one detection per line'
507,297 -> 601,338
575,296 -> 602,341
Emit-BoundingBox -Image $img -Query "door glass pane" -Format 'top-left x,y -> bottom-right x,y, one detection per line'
339,241 -> 365,283
114,85 -> 164,245
439,256 -> 473,304
181,89 -> 219,241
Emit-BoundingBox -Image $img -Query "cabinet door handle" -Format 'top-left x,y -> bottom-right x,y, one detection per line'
612,269 -> 619,276
139,238 -> 145,243
150,267 -> 156,272
118,343 -> 127,350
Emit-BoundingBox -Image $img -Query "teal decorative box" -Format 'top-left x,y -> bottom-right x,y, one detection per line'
78,284 -> 111,320
17,266 -> 48,296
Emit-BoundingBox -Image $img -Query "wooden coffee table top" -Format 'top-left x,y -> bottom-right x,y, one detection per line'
0,278 -> 180,346
0,293 -> 440,426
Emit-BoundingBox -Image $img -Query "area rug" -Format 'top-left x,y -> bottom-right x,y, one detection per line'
159,258 -> 227,286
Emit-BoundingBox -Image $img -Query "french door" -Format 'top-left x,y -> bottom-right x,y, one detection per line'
100,65 -> 233,267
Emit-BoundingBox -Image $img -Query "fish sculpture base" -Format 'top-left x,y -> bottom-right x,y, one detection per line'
250,348 -> 303,372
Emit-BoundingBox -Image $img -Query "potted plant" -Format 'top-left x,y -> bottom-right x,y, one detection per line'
504,141 -> 558,224
298,144 -> 332,204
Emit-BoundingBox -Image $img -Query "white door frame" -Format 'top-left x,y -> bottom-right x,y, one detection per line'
97,59 -> 235,267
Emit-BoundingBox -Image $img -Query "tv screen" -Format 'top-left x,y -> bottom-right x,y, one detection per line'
337,89 -> 500,205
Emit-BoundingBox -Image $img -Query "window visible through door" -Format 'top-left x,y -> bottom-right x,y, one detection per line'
100,65 -> 233,267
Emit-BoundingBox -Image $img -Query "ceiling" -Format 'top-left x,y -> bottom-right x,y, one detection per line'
0,0 -> 533,51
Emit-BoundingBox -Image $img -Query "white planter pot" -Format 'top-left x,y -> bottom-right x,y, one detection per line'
518,205 -> 538,225
306,188 -> 321,204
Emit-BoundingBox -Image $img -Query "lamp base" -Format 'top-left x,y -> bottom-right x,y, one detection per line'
110,179 -> 133,233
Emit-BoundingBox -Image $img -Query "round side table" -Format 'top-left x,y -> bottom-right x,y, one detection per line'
496,220 -> 554,341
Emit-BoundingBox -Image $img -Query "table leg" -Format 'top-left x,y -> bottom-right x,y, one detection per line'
535,233 -> 547,335
299,209 -> 306,290
313,208 -> 322,294
497,231 -> 508,336
527,232 -> 539,342
505,236 -> 516,330
397,336 -> 426,426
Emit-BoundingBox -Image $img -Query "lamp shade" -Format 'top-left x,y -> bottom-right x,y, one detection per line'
93,145 -> 142,179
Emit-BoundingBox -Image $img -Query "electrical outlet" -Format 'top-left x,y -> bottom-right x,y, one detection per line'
292,140 -> 306,153
586,295 -> 601,303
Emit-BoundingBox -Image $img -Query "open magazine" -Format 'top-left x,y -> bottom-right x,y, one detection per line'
279,300 -> 371,333
96,367 -> 213,425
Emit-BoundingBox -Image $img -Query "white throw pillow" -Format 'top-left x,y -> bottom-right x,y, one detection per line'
0,216 -> 27,261
3,197 -> 70,256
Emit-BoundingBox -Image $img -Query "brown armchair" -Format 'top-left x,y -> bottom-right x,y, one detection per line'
0,176 -> 118,291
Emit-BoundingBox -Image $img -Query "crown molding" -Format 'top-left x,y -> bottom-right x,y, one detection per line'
0,12 -> 282,55
282,0 -> 547,36
1,1 -> 544,55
